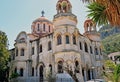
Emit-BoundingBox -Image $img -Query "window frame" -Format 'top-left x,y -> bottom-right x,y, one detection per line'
39,45 -> 42,53
20,48 -> 24,56
16,48 -> 18,56
20,68 -> 24,77
57,35 -> 62,45
32,47 -> 34,55
84,42 -> 88,52
73,35 -> 76,45
48,41 -> 52,51
79,42 -> 82,50
66,35 -> 69,44
43,24 -> 45,31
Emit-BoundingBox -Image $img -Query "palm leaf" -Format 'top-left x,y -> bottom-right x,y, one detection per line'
87,2 -> 108,26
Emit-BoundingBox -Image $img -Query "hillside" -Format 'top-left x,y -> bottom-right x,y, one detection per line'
99,25 -> 120,39
102,33 -> 120,54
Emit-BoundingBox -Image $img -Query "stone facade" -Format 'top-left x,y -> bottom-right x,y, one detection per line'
9,0 -> 103,82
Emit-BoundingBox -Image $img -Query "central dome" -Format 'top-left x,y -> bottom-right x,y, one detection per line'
31,12 -> 53,35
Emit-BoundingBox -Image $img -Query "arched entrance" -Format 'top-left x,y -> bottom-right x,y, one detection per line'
57,61 -> 63,73
88,69 -> 91,80
49,64 -> 52,74
75,61 -> 79,73
39,65 -> 44,80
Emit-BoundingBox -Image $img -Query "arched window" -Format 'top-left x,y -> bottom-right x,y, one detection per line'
95,47 -> 98,55
20,68 -> 24,76
49,25 -> 50,32
14,68 -> 17,73
21,48 -> 24,56
58,61 -> 63,73
84,42 -> 88,52
32,47 -> 34,55
100,48 -> 102,55
43,24 -> 45,31
57,35 -> 62,45
16,48 -> 18,56
49,64 -> 52,74
90,46 -> 93,54
73,35 -> 76,44
39,65 -> 44,78
48,41 -> 52,50
66,35 -> 69,44
79,42 -> 82,50
40,45 -> 42,53
75,61 -> 79,73
37,24 -> 40,31
32,67 -> 34,76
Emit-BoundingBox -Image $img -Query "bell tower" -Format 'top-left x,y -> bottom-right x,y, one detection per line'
56,0 -> 72,13
83,18 -> 101,42
53,0 -> 77,28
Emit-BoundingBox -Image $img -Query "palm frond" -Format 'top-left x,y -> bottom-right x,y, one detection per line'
87,2 -> 108,26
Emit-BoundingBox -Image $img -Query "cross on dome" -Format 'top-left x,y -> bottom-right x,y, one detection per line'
41,10 -> 45,17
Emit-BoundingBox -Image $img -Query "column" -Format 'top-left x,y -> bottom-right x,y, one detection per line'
84,69 -> 87,81
90,70 -> 93,80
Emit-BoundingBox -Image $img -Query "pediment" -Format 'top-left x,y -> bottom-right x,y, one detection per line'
16,31 -> 27,43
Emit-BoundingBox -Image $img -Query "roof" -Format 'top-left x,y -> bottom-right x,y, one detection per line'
108,52 -> 120,57
32,16 -> 52,24
56,73 -> 74,82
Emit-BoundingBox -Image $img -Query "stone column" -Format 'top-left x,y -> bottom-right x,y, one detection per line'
90,70 -> 93,80
26,60 -> 32,82
55,63 -> 57,74
84,69 -> 87,81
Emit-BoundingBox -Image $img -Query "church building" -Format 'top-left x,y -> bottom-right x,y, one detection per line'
9,0 -> 103,82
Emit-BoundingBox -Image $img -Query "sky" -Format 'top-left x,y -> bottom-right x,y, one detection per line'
0,0 -> 88,49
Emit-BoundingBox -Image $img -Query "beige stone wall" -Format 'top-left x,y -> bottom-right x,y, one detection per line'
10,12 -> 103,82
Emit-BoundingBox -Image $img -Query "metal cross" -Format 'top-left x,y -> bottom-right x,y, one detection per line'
41,10 -> 45,17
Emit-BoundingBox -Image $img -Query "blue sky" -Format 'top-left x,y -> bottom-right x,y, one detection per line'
0,0 -> 88,49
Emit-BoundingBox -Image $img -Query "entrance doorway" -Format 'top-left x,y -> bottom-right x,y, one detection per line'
39,65 -> 44,81
58,61 -> 63,73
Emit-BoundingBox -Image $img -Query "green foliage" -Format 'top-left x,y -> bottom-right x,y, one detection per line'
46,71 -> 55,82
62,2 -> 67,8
102,33 -> 120,54
103,60 -> 120,82
10,72 -> 19,79
87,2 -> 108,26
0,30 -> 9,82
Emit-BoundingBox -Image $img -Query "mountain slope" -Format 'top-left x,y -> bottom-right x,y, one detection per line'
102,33 -> 120,54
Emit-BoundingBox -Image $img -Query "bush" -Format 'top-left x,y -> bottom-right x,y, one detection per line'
10,72 -> 19,79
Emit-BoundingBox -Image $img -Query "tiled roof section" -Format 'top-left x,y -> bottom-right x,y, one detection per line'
28,32 -> 53,41
27,33 -> 39,41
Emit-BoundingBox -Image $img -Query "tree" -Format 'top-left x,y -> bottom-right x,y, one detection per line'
81,0 -> 120,26
0,30 -> 9,82
103,60 -> 120,82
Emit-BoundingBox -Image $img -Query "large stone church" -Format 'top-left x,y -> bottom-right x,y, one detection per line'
9,0 -> 103,82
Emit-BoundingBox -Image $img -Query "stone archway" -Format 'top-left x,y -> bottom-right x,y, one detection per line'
57,61 -> 63,73
75,61 -> 80,73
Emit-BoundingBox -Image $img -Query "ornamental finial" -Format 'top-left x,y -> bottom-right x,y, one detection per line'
41,10 -> 45,17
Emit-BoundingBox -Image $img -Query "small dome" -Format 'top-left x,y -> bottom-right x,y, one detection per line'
31,12 -> 53,35
33,16 -> 52,24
